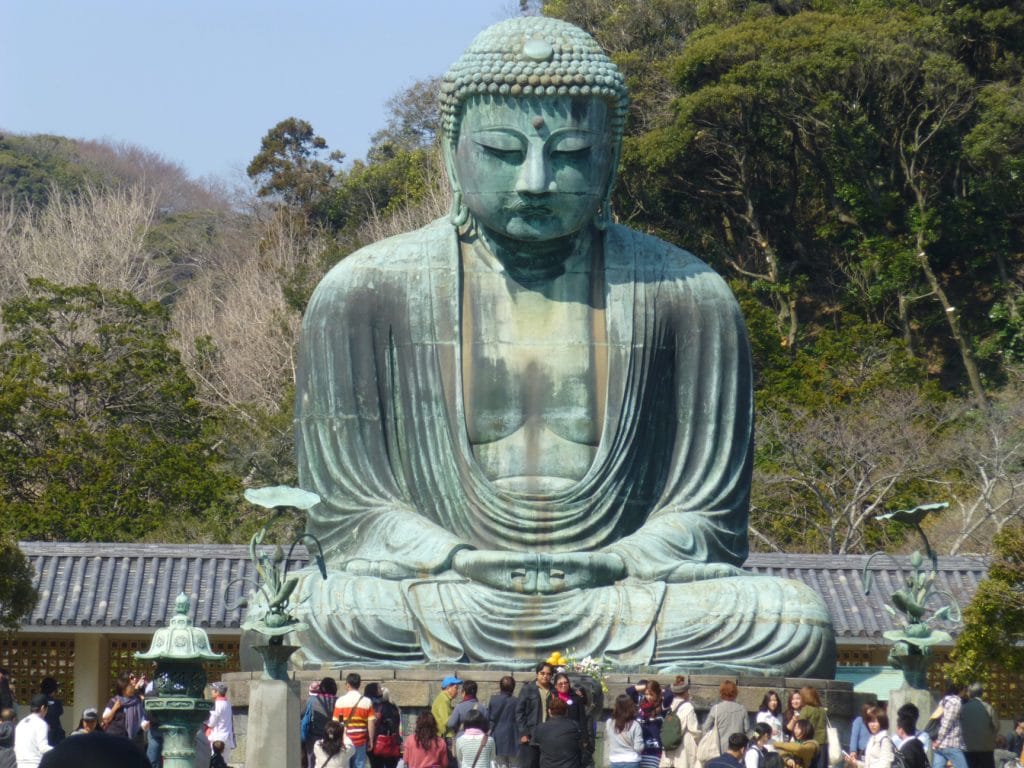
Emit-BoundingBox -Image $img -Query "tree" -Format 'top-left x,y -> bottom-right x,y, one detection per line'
0,280 -> 238,542
0,536 -> 36,632
246,118 -> 344,220
368,77 -> 442,159
753,386 -> 943,554
927,380 -> 1024,554
948,521 -> 1024,680
625,6 -> 989,401
0,184 -> 161,307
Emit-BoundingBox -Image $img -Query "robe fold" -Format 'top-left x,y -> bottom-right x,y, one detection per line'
275,217 -> 835,676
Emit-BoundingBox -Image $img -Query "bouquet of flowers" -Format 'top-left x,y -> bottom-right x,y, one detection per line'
546,648 -> 613,693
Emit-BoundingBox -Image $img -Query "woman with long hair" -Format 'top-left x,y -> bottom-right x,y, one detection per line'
101,672 -> 147,750
636,681 -> 667,768
795,687 -> 827,768
605,695 -> 643,768
784,691 -> 803,742
404,711 -> 450,768
757,691 -> 784,742
314,720 -> 353,768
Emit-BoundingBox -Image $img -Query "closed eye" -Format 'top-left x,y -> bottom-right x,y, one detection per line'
551,146 -> 590,159
480,145 -> 524,162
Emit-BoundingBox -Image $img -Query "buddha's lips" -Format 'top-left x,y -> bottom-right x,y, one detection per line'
508,202 -> 552,215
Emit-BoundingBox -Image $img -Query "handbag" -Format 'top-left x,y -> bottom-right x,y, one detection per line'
375,733 -> 403,759
825,714 -> 841,767
696,727 -> 720,764
924,705 -> 944,740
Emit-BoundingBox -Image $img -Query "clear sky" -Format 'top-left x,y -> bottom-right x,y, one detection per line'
0,0 -> 518,182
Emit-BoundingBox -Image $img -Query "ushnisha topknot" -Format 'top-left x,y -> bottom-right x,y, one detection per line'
439,16 -> 629,147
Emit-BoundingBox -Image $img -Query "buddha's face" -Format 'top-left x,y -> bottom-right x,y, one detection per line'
454,95 -> 614,242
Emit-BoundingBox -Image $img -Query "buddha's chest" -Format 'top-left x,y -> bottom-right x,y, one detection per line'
460,267 -> 605,448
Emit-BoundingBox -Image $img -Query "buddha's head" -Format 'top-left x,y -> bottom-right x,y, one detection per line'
440,17 -> 628,243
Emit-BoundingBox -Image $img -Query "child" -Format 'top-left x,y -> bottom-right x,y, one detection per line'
210,739 -> 228,768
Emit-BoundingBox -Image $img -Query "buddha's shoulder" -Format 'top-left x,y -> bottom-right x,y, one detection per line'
314,218 -> 453,289
607,224 -> 725,283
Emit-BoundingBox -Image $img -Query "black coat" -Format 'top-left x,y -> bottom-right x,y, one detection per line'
516,682 -> 553,739
532,717 -> 582,768
489,693 -> 520,757
0,721 -> 14,768
899,738 -> 929,768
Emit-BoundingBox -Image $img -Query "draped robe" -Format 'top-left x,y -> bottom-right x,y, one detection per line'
279,218 -> 835,676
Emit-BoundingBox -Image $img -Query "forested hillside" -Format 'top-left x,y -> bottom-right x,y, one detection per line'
0,0 -> 1022,557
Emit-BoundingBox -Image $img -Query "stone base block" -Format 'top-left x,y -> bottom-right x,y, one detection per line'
245,677 -> 300,768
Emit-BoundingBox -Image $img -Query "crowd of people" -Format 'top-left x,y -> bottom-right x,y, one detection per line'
0,667 -> 234,768
6,662 -> 1012,768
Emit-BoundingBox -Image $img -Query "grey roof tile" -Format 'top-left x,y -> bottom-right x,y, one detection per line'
15,543 -> 988,643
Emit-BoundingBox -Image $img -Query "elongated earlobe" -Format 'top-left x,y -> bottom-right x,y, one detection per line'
450,190 -> 469,227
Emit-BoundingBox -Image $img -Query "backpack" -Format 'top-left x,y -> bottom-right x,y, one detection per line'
307,695 -> 334,741
661,707 -> 683,751
764,752 -> 784,768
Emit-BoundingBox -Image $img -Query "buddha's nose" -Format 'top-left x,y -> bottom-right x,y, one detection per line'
515,145 -> 554,195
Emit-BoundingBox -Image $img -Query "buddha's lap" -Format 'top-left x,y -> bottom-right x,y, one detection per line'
283,567 -> 833,672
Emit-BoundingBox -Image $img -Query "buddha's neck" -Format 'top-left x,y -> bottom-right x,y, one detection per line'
475,224 -> 593,282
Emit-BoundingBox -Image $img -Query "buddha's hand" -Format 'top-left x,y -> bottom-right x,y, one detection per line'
342,559 -> 442,579
663,562 -> 746,583
451,550 -> 626,594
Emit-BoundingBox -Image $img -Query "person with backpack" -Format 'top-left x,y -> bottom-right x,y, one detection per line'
659,678 -> 698,768
747,724 -> 778,768
366,684 -> 402,768
893,709 -> 929,768
302,677 -> 339,768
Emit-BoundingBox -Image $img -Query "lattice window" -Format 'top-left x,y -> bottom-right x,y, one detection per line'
0,637 -> 75,706
925,651 -> 1023,718
837,649 -> 874,666
108,637 -> 240,695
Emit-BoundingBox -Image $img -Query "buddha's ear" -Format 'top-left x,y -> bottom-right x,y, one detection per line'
595,137 -> 621,231
442,136 -> 468,227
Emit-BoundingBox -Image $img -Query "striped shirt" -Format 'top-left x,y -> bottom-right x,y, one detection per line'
334,691 -> 375,747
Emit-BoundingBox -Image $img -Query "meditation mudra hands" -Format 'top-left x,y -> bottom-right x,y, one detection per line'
451,550 -> 626,593
342,548 -> 745,593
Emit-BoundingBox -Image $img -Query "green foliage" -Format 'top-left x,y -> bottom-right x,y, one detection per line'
0,134 -> 102,207
949,521 -> 1024,679
369,77 -> 442,159
247,118 -> 344,220
0,536 -> 36,633
325,147 -> 437,236
0,280 -> 239,542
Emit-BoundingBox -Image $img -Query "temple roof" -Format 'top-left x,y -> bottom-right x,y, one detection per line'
18,542 -> 987,643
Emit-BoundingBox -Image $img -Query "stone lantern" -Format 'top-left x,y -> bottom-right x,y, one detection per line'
136,592 -> 226,768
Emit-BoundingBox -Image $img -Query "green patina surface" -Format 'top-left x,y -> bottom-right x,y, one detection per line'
250,16 -> 837,676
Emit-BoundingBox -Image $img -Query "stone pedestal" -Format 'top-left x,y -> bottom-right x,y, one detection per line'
247,677 -> 300,768
887,681 -> 935,726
